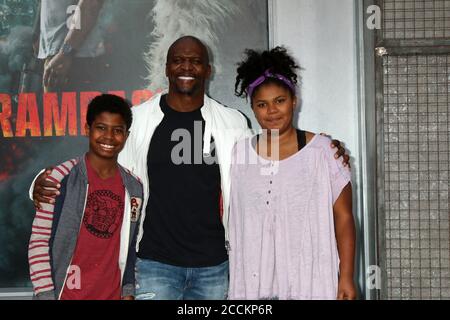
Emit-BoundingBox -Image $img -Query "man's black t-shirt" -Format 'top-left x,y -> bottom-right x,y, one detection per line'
137,95 -> 227,267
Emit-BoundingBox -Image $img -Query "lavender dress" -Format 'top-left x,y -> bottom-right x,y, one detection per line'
228,134 -> 351,300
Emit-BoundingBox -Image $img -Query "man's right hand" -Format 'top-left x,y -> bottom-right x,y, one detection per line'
33,167 -> 60,209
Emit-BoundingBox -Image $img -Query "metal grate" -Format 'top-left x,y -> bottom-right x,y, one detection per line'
383,0 -> 450,39
382,54 -> 450,299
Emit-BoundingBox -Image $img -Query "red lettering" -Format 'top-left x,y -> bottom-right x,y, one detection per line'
5,89 -> 157,138
0,94 -> 13,138
79,91 -> 101,136
132,90 -> 154,106
108,91 -> 126,99
43,92 -> 78,136
15,93 -> 41,137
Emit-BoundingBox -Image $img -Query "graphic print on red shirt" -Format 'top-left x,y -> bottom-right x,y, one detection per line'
84,189 -> 123,239
61,157 -> 125,300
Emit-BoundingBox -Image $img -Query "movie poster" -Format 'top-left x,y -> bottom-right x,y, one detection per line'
0,0 -> 268,289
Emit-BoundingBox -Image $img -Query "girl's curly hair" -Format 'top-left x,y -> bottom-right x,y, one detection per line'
235,46 -> 300,99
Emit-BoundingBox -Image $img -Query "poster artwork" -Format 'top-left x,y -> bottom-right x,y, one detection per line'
0,0 -> 268,288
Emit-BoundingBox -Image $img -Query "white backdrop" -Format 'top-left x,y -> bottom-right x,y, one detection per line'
270,0 -> 368,297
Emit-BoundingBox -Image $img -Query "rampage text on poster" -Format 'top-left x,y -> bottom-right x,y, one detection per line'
0,90 -> 158,138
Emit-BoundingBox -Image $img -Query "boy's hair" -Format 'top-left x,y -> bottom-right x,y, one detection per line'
235,46 -> 300,100
86,94 -> 133,130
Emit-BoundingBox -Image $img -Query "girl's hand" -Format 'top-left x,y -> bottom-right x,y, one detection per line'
337,277 -> 357,300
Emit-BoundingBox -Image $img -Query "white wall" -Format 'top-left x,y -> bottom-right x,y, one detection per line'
271,0 -> 367,296
272,0 -> 358,160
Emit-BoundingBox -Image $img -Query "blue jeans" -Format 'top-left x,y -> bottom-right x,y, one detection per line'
135,258 -> 229,300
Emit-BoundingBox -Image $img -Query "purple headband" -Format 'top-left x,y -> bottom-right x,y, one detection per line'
246,69 -> 296,98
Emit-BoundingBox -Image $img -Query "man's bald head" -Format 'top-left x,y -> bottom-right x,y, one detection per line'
165,35 -> 212,98
166,36 -> 210,65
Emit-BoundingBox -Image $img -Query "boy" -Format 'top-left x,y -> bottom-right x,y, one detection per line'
28,94 -> 143,300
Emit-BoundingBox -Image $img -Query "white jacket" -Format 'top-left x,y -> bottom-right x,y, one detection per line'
118,92 -> 250,251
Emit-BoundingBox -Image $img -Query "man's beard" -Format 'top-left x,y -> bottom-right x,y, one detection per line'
174,82 -> 201,96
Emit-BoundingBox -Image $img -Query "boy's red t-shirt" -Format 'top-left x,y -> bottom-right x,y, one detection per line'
60,158 -> 124,300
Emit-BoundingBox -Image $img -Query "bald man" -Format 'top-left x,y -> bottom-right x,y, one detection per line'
32,36 -> 348,300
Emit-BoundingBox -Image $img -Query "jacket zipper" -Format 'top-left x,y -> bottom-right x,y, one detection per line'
119,189 -> 131,287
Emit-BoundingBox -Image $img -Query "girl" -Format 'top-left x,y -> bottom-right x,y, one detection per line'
228,47 -> 356,300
